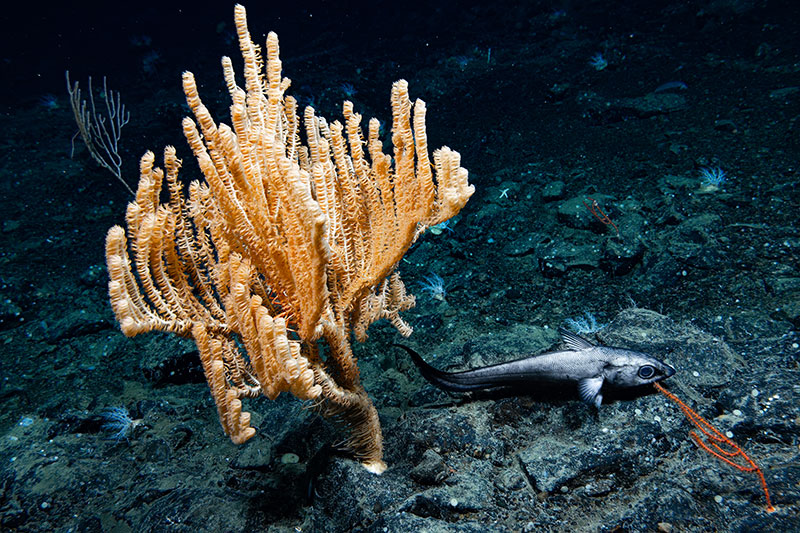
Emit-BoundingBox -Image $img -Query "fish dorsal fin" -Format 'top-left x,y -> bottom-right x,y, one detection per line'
559,328 -> 595,351
578,376 -> 604,407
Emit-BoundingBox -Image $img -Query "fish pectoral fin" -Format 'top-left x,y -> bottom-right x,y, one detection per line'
578,376 -> 604,407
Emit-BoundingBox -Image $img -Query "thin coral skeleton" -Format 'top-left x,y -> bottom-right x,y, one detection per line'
654,383 -> 774,513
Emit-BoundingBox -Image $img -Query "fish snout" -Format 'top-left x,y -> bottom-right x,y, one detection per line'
662,363 -> 676,379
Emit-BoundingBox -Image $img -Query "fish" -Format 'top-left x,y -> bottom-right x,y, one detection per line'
395,328 -> 675,407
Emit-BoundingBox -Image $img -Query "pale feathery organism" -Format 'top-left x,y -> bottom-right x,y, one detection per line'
564,311 -> 606,335
588,52 -> 608,71
101,406 -> 144,443
38,94 -> 60,111
697,166 -> 727,193
338,82 -> 357,98
66,71 -> 133,195
419,273 -> 447,302
104,4 -> 473,473
428,219 -> 455,235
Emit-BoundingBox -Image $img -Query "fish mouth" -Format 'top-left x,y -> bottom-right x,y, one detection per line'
663,364 -> 676,378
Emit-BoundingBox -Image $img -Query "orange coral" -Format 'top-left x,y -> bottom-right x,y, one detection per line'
653,382 -> 774,512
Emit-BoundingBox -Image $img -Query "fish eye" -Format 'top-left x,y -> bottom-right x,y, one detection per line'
638,365 -> 655,379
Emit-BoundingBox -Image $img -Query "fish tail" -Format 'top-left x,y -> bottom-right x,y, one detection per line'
393,344 -> 482,392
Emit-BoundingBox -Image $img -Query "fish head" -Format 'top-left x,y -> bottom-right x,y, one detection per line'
602,347 -> 675,389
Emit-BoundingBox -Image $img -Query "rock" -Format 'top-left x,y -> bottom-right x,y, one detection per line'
599,236 -> 645,275
0,296 -> 23,330
518,436 -> 624,493
579,91 -> 688,124
410,449 -> 450,485
537,240 -> 600,277
542,180 -> 565,202
372,512 -> 487,532
600,308 -> 742,387
402,462 -> 495,519
557,195 -> 617,232
230,438 -> 272,470
135,489 -> 249,532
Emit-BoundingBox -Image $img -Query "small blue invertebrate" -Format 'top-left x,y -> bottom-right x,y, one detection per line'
419,273 -> 447,302
101,406 -> 143,442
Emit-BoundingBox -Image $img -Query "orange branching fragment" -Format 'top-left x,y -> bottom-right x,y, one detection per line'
653,382 -> 775,513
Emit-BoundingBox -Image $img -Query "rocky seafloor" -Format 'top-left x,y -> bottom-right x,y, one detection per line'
1,1 -> 798,531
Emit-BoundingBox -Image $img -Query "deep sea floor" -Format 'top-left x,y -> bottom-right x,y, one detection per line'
1,1 -> 798,531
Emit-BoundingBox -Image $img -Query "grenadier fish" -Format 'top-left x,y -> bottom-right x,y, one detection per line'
397,328 -> 675,407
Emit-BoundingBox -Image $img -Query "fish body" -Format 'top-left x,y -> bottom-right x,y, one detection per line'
397,329 -> 675,407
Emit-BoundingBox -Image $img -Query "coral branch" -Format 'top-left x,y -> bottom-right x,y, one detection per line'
104,4 -> 473,472
654,382 -> 774,512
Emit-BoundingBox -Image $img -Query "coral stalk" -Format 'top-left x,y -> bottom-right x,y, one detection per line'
654,382 -> 774,512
